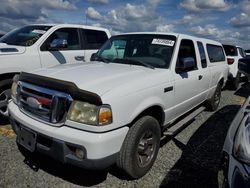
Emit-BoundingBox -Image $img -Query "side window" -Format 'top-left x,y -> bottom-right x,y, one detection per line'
176,39 -> 197,73
197,41 -> 207,68
82,29 -> 108,50
206,44 -> 225,63
41,28 -> 81,51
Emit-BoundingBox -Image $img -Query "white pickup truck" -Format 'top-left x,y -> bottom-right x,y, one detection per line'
9,32 -> 229,179
0,24 -> 110,120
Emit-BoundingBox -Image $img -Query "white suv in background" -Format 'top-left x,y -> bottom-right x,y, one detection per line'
0,24 -> 110,121
223,44 -> 246,90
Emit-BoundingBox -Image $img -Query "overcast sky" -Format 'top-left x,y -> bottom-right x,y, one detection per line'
0,0 -> 249,49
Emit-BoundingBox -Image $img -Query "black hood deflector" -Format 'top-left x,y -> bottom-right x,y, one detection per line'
19,72 -> 102,105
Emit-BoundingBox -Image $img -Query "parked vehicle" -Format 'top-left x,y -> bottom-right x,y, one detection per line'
218,96 -> 250,188
238,57 -> 250,81
9,32 -> 229,179
0,24 -> 110,121
223,45 -> 246,90
245,50 -> 250,57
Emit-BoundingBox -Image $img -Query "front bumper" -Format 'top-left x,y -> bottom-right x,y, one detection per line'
8,101 -> 129,169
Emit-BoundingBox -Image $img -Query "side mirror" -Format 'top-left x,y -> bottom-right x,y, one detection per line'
178,57 -> 195,72
90,53 -> 97,61
48,39 -> 68,51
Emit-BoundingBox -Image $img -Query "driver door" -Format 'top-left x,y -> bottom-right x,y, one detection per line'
167,39 -> 206,121
38,28 -> 85,68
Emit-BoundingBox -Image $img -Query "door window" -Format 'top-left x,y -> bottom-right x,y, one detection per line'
81,29 -> 108,50
41,28 -> 81,51
176,39 -> 197,73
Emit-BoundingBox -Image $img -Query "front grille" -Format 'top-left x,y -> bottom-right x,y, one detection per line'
17,81 -> 72,124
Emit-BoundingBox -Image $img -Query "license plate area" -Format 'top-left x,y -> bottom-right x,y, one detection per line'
18,126 -> 37,152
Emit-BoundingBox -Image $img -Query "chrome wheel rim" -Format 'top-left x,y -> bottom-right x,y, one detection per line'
0,89 -> 11,116
137,130 -> 157,168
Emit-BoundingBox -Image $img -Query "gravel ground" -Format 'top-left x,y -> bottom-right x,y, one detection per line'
0,82 -> 249,188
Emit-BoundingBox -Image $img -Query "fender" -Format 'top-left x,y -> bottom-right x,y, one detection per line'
128,95 -> 166,125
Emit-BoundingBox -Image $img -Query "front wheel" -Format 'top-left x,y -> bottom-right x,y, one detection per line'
206,83 -> 222,111
117,116 -> 161,179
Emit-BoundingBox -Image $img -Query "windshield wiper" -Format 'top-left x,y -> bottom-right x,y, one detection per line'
114,58 -> 155,69
94,55 -> 110,64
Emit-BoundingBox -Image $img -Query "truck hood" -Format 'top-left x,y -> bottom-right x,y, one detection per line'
32,62 -> 169,97
0,43 -> 26,55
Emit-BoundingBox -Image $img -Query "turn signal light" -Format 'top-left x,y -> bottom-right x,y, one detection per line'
99,108 -> 112,125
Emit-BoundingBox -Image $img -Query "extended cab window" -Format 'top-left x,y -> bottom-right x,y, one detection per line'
207,44 -> 225,63
82,29 -> 108,50
41,28 -> 81,51
197,41 -> 207,68
176,39 -> 197,73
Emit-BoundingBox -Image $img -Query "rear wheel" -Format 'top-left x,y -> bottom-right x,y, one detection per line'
231,72 -> 241,90
206,83 -> 222,111
117,116 -> 161,179
0,79 -> 13,123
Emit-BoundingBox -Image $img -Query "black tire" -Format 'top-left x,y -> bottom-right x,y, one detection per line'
0,79 -> 13,123
206,83 -> 222,111
231,72 -> 241,90
117,116 -> 161,179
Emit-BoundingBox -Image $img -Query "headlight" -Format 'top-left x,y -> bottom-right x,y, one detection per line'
11,75 -> 19,102
67,101 -> 112,126
234,114 -> 250,164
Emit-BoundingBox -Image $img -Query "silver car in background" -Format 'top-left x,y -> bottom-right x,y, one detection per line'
218,96 -> 250,188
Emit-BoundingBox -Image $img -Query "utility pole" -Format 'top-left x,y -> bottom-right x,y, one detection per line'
85,11 -> 88,25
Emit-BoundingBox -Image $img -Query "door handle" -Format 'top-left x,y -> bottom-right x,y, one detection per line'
198,75 -> 203,80
75,56 -> 85,61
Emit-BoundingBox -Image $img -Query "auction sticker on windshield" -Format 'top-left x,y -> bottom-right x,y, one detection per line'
152,39 -> 175,46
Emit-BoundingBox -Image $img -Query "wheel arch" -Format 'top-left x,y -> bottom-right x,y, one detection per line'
129,105 -> 165,130
219,77 -> 224,87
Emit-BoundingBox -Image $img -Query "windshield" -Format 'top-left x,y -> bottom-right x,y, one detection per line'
96,34 -> 176,69
0,25 -> 52,46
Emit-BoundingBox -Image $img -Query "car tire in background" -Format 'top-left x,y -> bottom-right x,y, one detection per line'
206,83 -> 222,111
0,79 -> 13,123
231,72 -> 241,90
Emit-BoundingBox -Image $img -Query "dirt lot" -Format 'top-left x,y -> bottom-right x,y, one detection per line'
0,82 -> 249,188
